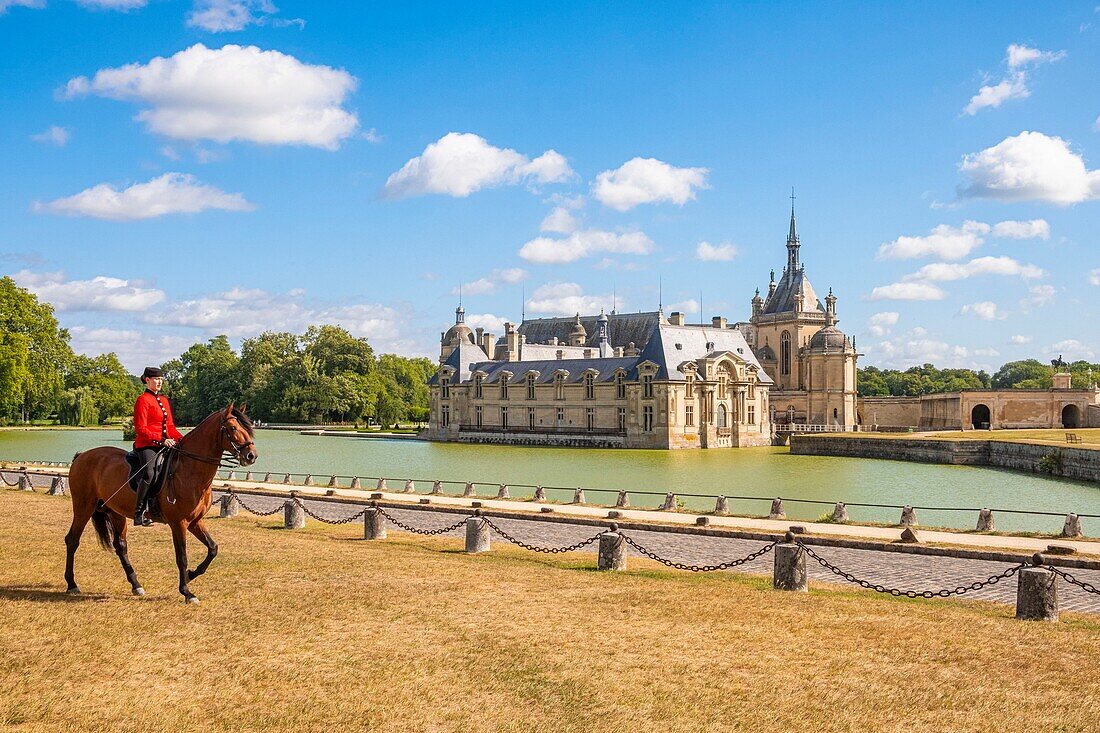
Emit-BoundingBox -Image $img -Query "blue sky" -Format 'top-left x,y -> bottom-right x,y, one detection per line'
1,1 -> 1098,372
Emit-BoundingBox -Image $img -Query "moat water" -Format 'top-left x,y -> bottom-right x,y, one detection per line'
3,428 -> 1098,534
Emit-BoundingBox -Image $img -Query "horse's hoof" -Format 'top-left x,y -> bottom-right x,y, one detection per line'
185,596 -> 200,605
66,586 -> 80,595
132,587 -> 145,597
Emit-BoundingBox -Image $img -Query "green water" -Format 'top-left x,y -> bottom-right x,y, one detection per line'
2,428 -> 1098,534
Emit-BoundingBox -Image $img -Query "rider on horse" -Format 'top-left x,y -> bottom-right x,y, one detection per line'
133,366 -> 182,527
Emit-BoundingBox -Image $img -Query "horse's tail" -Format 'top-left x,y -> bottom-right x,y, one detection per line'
90,503 -> 114,551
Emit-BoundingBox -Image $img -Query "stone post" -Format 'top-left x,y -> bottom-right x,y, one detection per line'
659,493 -> 676,511
497,484 -> 509,499
431,481 -> 444,495
404,479 -> 416,494
831,502 -> 849,522
47,476 -> 67,496
283,500 -> 305,529
769,498 -> 786,520
375,478 -> 386,491
327,475 -> 339,488
1016,555 -> 1058,622
350,477 -> 361,490
245,471 -> 254,482
615,490 -> 629,508
976,508 -> 996,532
19,473 -> 32,492
598,525 -> 626,570
1062,514 -> 1083,538
283,473 -> 292,484
263,472 -> 273,483
900,506 -> 917,526
227,471 -> 237,481
534,486 -> 546,502
220,493 -> 239,518
363,507 -> 386,540
463,482 -> 476,497
715,496 -> 729,514
773,533 -> 808,592
465,511 -> 490,553
303,474 -> 313,486
572,487 -> 586,504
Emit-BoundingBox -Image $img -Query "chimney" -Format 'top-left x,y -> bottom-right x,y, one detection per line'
669,311 -> 685,326
711,316 -> 727,329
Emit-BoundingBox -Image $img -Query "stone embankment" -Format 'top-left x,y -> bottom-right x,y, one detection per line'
790,435 -> 1100,484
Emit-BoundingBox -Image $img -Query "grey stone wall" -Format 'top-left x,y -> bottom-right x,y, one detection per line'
790,435 -> 1100,484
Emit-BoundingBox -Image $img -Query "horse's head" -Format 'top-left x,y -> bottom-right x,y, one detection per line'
222,402 -> 258,466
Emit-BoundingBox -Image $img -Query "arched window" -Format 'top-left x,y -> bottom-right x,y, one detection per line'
717,403 -> 728,428
780,331 -> 791,376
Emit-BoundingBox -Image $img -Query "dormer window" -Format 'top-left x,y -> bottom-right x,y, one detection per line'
555,373 -> 566,400
642,374 -> 653,399
584,373 -> 595,400
526,373 -> 537,400
441,376 -> 451,400
615,371 -> 626,400
499,375 -> 510,400
474,374 -> 484,400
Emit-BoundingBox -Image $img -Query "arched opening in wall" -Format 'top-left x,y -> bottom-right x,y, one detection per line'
971,404 -> 991,430
717,403 -> 728,428
1062,404 -> 1082,429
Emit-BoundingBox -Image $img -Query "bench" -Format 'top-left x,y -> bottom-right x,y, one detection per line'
1065,433 -> 1083,444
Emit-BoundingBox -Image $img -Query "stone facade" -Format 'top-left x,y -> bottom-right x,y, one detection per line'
858,387 -> 1100,431
426,207 -> 859,449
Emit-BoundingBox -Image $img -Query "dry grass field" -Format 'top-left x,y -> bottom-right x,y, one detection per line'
2,491 -> 1099,733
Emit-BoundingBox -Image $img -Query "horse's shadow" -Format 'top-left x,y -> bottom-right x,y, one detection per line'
0,584 -> 109,603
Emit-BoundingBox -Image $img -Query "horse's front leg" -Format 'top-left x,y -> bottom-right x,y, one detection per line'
170,522 -> 198,604
186,518 -> 218,582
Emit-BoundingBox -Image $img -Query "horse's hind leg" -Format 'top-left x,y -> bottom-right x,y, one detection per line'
64,498 -> 96,594
185,519 -> 218,582
109,512 -> 145,596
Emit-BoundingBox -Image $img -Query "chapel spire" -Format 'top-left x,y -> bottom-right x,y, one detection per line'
786,188 -> 800,271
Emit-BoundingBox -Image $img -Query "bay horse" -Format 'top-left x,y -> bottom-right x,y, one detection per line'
65,403 -> 257,604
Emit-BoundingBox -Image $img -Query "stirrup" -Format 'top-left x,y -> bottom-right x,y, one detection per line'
134,508 -> 152,527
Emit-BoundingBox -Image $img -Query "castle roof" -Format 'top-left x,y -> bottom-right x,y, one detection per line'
518,311 -> 660,350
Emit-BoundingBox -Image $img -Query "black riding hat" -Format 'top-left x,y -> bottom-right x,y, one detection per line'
141,366 -> 164,380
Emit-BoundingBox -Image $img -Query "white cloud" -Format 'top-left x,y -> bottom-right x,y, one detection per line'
959,301 -> 1005,320
696,240 -> 738,261
901,256 -> 1044,282
188,1 -> 304,32
519,229 -> 653,264
68,327 -> 194,373
464,313 -> 509,334
876,221 -> 989,261
667,299 -> 700,314
540,206 -> 579,234
868,282 -> 948,301
0,1 -> 45,13
382,132 -> 572,199
868,328 -> 999,370
958,131 -> 1100,204
964,44 -> 1065,115
867,311 -> 899,337
1006,44 -> 1066,70
592,157 -> 709,211
1089,268 -> 1100,286
76,0 -> 147,9
64,43 -> 358,149
12,270 -> 167,312
1019,284 -> 1056,310
1048,339 -> 1095,360
1010,334 -> 1032,345
990,219 -> 1050,239
526,282 -> 616,316
33,172 -> 254,221
362,128 -> 382,144
31,125 -> 71,146
450,268 -> 527,297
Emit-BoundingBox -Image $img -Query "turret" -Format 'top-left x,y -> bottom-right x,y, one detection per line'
825,287 -> 837,326
752,288 -> 763,317
569,313 -> 587,347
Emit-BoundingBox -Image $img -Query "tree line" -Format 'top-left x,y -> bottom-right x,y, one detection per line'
1,276 -> 432,427
857,360 -> 1100,396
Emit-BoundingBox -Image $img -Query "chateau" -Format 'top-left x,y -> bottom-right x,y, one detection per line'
425,207 -> 859,449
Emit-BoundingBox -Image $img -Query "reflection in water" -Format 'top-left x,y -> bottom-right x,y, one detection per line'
2,428 -> 1097,533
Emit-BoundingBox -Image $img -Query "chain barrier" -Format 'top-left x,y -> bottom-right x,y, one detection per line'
481,516 -> 605,554
798,541 -> 1026,598
375,506 -> 468,536
1049,566 -> 1100,596
292,497 -> 368,525
225,491 -> 284,517
619,532 -> 778,572
1,471 -> 24,487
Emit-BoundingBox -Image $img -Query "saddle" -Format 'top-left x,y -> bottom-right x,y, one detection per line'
124,449 -> 176,516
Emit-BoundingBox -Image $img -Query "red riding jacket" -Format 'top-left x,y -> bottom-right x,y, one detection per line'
133,390 -> 183,449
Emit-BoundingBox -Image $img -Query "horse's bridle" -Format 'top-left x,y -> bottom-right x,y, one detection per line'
170,414 -> 255,469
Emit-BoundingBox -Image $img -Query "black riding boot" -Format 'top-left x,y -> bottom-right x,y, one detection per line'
133,480 -> 154,527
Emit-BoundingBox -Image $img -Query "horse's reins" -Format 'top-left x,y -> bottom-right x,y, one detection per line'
102,446 -> 167,506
